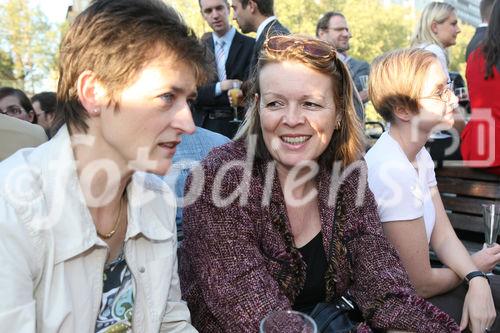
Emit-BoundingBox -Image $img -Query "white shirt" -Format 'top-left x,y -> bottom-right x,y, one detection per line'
365,132 -> 437,243
213,27 -> 236,96
337,52 -> 350,64
0,126 -> 197,333
417,43 -> 449,79
255,15 -> 277,41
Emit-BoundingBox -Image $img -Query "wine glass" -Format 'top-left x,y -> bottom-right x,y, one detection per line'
260,310 -> 317,333
483,203 -> 500,249
454,87 -> 469,102
359,75 -> 369,92
228,81 -> 242,123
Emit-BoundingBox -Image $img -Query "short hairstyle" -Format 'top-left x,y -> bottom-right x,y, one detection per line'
410,2 -> 456,49
480,0 -> 495,22
240,0 -> 274,17
198,0 -> 229,9
0,86 -> 36,124
369,48 -> 438,123
235,35 -> 364,169
315,11 -> 345,37
31,92 -> 57,114
56,0 -> 210,134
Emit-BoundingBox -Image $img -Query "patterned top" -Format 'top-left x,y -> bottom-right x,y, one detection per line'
179,140 -> 460,333
95,251 -> 134,333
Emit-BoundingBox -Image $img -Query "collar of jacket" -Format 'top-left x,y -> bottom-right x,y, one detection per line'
3,125 -> 174,264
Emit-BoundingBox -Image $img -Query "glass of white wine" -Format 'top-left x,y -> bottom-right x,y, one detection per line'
228,81 -> 242,123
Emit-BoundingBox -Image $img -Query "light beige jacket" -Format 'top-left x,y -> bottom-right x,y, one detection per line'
0,126 -> 197,333
0,113 -> 47,161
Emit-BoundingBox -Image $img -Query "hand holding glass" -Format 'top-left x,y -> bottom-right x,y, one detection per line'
260,310 -> 317,333
228,81 -> 242,123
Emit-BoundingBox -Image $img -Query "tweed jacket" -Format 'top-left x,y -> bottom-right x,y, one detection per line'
179,140 -> 459,333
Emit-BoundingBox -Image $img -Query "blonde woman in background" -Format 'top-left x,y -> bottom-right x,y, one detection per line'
411,1 -> 461,79
411,1 -> 465,159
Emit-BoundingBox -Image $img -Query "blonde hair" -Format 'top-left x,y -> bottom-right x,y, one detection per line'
235,35 -> 364,169
410,2 -> 455,61
369,48 -> 437,122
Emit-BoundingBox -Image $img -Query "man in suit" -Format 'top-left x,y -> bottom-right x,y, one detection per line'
465,0 -> 495,61
194,0 -> 254,138
231,0 -> 290,76
317,11 -> 368,120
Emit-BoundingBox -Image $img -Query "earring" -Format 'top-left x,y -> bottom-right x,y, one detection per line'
93,108 -> 99,113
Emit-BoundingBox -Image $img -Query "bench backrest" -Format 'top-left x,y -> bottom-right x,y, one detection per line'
436,166 -> 500,240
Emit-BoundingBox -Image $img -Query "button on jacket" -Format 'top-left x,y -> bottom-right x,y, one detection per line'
0,126 -> 197,333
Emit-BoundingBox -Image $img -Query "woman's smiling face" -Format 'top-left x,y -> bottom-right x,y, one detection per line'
258,60 -> 337,171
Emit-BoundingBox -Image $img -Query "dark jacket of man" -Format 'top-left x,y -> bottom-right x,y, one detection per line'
346,58 -> 370,95
193,31 -> 255,131
250,19 -> 290,77
465,26 -> 487,61
345,57 -> 370,121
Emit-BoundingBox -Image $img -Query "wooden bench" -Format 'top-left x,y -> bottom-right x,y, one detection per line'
433,163 -> 500,273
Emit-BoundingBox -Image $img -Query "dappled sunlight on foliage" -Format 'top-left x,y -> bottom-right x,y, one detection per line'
449,22 -> 475,78
0,0 -> 61,93
0,0 -> 477,92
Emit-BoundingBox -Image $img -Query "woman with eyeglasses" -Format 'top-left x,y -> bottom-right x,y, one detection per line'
366,48 -> 500,333
461,0 -> 500,175
179,35 -> 459,332
0,87 -> 37,124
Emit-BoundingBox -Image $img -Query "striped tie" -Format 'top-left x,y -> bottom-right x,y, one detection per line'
216,40 -> 226,81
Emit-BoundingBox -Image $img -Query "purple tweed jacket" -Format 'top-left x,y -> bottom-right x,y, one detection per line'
179,140 -> 459,333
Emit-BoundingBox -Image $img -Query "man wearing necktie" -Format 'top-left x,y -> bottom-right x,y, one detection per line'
194,0 -> 254,138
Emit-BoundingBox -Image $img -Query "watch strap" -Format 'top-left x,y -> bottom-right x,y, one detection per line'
464,271 -> 490,285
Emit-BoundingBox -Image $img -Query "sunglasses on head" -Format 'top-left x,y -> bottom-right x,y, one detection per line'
264,35 -> 337,59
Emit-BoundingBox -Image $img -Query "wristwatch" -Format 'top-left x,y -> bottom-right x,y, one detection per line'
464,271 -> 490,285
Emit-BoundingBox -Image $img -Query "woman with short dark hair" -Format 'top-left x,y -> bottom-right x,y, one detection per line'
0,0 -> 210,331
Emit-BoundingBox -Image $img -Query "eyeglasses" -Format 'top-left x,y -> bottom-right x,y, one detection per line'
323,27 -> 350,33
0,105 -> 25,116
419,80 -> 454,103
264,35 -> 337,59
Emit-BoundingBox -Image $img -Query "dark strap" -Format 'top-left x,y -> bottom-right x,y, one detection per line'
464,271 -> 490,285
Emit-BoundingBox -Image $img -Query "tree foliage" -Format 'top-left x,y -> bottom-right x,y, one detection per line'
449,22 -> 474,75
0,0 -> 60,93
170,0 -> 471,79
0,0 -> 473,94
0,50 -> 15,87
